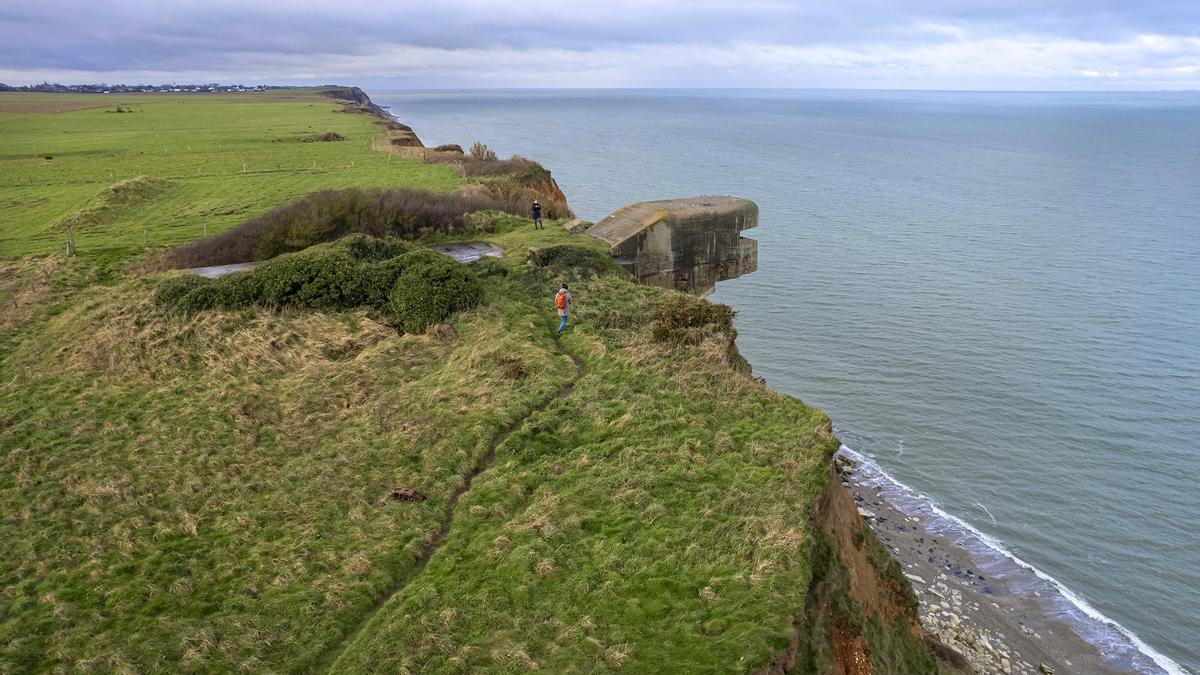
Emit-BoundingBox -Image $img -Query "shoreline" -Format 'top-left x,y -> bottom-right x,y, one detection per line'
835,446 -> 1181,674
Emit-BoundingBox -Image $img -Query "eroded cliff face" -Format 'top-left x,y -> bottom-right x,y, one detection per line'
585,194 -> 950,671
525,173 -> 569,208
760,464 -> 956,674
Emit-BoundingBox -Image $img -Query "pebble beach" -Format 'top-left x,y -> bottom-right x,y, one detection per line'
835,450 -> 1161,675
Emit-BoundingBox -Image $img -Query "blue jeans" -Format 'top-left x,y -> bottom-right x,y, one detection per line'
558,315 -> 568,333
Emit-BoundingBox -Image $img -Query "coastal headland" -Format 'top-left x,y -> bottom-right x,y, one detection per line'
0,86 -> 1132,673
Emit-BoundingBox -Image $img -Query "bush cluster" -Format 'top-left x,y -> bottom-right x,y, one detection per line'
650,294 -> 736,346
527,245 -> 619,279
157,235 -> 483,333
163,188 -> 528,269
388,250 -> 485,334
469,142 -> 498,161
425,155 -> 534,178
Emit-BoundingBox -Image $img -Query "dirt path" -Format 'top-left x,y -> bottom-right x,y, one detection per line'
319,335 -> 585,671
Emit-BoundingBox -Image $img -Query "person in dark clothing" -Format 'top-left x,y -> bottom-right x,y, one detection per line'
532,200 -> 543,229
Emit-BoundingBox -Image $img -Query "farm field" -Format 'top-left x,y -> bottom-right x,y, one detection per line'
0,90 -> 458,261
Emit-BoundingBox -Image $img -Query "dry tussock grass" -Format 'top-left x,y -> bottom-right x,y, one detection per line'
0,255 -> 64,333
330,270 -> 840,672
0,270 -> 573,670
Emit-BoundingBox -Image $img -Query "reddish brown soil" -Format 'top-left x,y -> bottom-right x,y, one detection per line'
834,628 -> 873,675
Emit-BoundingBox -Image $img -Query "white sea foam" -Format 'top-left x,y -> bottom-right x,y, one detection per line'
838,444 -> 1191,675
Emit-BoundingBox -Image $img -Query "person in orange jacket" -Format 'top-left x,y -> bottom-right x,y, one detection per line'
554,283 -> 571,336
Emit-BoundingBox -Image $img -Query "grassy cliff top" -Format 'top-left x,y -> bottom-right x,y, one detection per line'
0,91 -> 938,673
1,217 -> 841,671
0,89 -> 458,262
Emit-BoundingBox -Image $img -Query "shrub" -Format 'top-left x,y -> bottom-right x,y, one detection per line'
244,239 -> 415,309
432,144 -> 464,153
527,245 -> 619,279
333,234 -> 414,261
470,256 -> 509,278
469,142 -> 497,161
482,171 -> 571,219
484,176 -> 527,204
317,131 -> 345,142
425,155 -> 533,177
252,247 -> 370,308
154,273 -> 212,307
157,237 -> 485,334
388,250 -> 484,333
162,188 -> 527,269
360,257 -> 413,307
650,294 -> 736,346
515,163 -> 552,186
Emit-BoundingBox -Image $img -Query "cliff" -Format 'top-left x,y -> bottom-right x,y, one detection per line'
0,89 -> 948,673
321,86 -> 425,147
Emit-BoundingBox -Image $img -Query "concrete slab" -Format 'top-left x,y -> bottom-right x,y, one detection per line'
430,241 -> 505,263
188,262 -> 261,278
186,242 -> 504,279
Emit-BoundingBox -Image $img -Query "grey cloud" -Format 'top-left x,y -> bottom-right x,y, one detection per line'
1,0 -> 1198,85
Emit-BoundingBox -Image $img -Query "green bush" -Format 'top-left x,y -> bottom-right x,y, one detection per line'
253,248 -> 369,308
212,270 -> 266,309
333,234 -> 413,261
527,245 -> 618,279
515,163 -> 552,186
469,142 -> 498,161
157,236 -> 484,333
163,188 -> 527,269
388,250 -> 484,334
470,256 -> 509,278
650,294 -> 736,346
153,274 -> 212,307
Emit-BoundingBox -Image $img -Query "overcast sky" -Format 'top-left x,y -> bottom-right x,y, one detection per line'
2,0 -> 1199,89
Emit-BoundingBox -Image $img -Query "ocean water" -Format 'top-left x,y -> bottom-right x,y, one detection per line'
372,89 -> 1200,672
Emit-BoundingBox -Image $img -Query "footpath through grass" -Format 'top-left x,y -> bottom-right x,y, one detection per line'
0,215 -> 844,671
0,92 -> 934,672
0,91 -> 458,261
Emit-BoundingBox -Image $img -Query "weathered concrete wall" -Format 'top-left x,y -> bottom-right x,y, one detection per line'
587,196 -> 758,295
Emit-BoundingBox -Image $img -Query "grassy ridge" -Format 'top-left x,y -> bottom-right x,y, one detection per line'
0,91 -> 458,260
0,217 -> 843,671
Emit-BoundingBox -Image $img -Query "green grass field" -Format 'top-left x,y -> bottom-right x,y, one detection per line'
0,93 -> 938,672
1,221 -> 853,671
0,91 -> 458,261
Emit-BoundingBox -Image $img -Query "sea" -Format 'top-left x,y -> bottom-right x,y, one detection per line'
371,89 -> 1200,673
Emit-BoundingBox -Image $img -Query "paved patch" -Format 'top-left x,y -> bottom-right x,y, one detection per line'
429,241 -> 504,263
188,262 -> 260,278
186,243 -> 503,279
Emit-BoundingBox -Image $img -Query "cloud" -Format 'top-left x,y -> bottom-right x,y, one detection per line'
1,0 -> 1198,88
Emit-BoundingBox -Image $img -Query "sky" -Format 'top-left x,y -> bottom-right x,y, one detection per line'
2,0 -> 1199,90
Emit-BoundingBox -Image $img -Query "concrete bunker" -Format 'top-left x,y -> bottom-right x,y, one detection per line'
587,196 -> 758,296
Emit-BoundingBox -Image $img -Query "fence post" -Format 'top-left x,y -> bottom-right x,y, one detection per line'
65,224 -> 76,256
144,229 -> 149,248
203,224 -> 208,238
